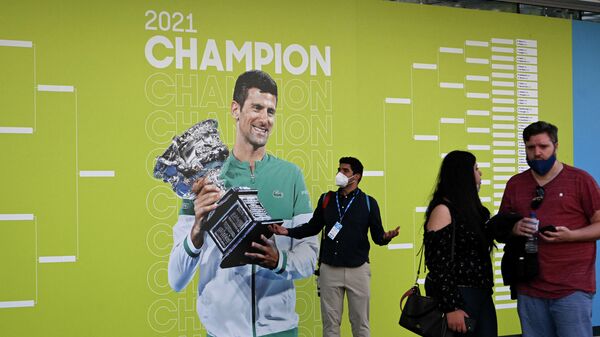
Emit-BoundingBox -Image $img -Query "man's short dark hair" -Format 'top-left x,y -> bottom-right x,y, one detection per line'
523,121 -> 558,144
339,157 -> 363,182
233,70 -> 278,108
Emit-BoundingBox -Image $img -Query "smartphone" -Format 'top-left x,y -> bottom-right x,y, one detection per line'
465,317 -> 476,332
540,225 -> 557,234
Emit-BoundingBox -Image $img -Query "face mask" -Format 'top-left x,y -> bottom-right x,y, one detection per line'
527,154 -> 556,176
335,172 -> 349,187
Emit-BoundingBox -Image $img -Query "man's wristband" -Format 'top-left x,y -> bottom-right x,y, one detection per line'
184,235 -> 202,258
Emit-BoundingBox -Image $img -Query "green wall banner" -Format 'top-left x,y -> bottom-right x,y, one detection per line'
0,1 -> 572,336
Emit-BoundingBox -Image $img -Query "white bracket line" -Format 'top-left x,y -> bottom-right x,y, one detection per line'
492,90 -> 515,96
492,81 -> 515,87
492,55 -> 515,62
440,118 -> 464,124
439,47 -> 463,54
466,110 -> 490,116
0,214 -> 34,221
493,167 -> 516,173
492,64 -> 515,70
492,72 -> 515,79
491,47 -> 515,54
79,171 -> 116,177
0,38 -> 36,134
467,128 -> 491,134
440,82 -> 464,89
0,300 -> 35,308
0,39 -> 33,48
493,115 -> 515,121
37,85 -> 75,92
493,107 -> 515,113
468,145 -> 491,150
384,97 -> 411,104
466,75 -> 489,82
415,207 -> 427,213
493,98 -> 515,105
414,135 -> 438,141
0,215 -> 37,308
491,38 -> 514,45
494,149 -> 516,155
412,63 -> 437,70
467,93 -> 490,99
363,171 -> 383,177
36,82 -> 82,259
39,256 -> 76,263
388,243 -> 414,250
465,40 -> 489,47
466,58 -> 489,64
493,123 -> 516,130
493,132 -> 516,138
0,127 -> 34,134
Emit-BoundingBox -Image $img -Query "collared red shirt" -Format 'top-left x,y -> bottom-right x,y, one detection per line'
500,164 -> 600,298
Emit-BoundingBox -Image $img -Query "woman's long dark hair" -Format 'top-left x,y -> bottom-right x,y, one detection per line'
425,150 -> 492,251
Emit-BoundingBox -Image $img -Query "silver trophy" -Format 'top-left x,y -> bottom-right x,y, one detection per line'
153,119 -> 229,199
154,119 -> 282,268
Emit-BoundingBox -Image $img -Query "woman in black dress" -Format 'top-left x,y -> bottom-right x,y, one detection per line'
423,150 -> 497,337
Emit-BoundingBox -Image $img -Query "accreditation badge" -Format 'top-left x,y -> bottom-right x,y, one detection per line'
327,222 -> 343,240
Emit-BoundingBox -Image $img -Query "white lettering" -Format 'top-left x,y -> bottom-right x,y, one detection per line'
145,36 -> 331,76
198,39 -> 223,71
254,42 -> 274,70
311,46 -> 331,76
145,35 -> 174,69
175,37 -> 197,70
283,44 -> 309,76
274,43 -> 282,74
225,40 -> 252,71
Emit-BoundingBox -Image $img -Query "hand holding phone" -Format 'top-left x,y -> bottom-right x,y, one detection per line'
540,225 -> 557,234
465,317 -> 476,332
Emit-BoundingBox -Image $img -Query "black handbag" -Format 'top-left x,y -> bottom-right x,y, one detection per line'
399,285 -> 453,337
399,215 -> 457,337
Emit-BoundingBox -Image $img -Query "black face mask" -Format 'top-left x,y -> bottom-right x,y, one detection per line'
527,154 -> 556,176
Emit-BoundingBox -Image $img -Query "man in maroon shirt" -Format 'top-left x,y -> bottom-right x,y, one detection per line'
500,121 -> 600,337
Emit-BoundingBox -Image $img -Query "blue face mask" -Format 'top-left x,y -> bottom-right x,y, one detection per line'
527,154 -> 556,176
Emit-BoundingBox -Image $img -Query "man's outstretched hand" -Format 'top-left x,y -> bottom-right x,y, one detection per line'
383,226 -> 400,241
269,223 -> 289,236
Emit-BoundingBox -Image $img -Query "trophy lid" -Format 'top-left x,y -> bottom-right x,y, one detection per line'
153,119 -> 229,199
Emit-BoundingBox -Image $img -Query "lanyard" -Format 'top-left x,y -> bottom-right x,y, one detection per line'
336,191 -> 357,223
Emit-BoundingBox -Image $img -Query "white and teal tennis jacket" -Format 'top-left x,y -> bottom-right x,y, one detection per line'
168,154 -> 318,337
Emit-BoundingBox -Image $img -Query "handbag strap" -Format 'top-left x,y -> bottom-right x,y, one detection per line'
414,206 -> 456,284
401,205 -> 456,315
399,286 -> 418,311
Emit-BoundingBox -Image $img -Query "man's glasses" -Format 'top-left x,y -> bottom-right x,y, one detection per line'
531,186 -> 545,210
